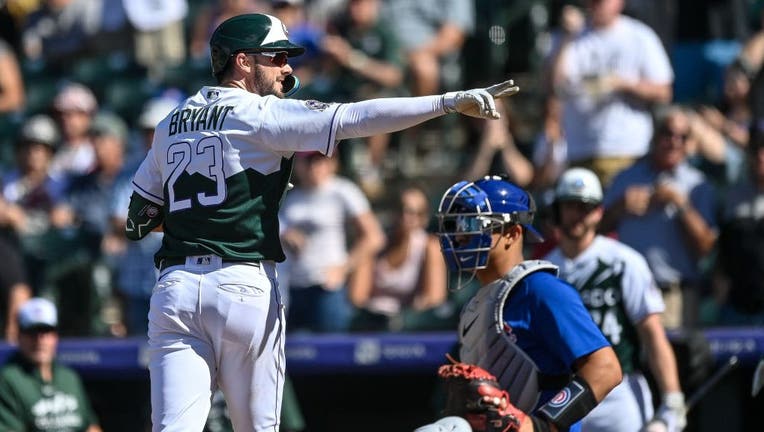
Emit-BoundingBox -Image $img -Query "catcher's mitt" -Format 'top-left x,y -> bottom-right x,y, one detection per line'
438,355 -> 527,432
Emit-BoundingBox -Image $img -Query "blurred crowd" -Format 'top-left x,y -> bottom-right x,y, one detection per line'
0,0 -> 763,345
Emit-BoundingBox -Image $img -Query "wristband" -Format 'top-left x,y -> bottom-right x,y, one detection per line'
536,375 -> 597,431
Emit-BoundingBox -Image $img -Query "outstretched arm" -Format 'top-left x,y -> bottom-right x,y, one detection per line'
334,80 -> 520,140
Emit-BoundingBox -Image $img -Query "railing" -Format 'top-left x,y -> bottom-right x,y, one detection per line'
1,328 -> 762,378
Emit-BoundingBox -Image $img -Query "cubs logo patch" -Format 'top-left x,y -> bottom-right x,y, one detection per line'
548,388 -> 571,407
304,100 -> 330,112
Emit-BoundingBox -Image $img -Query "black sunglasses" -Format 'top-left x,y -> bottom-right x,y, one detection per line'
659,127 -> 689,141
239,51 -> 289,67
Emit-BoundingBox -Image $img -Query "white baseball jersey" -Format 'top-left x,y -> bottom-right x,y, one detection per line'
545,235 -> 665,432
559,15 -> 674,161
131,86 -> 346,264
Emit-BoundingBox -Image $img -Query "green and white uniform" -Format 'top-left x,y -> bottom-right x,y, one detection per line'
0,353 -> 98,432
545,235 -> 665,432
128,84 -> 450,431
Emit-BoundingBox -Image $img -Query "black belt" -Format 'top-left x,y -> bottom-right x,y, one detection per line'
158,257 -> 260,271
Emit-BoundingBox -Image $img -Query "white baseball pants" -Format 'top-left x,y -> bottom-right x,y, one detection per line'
148,256 -> 285,431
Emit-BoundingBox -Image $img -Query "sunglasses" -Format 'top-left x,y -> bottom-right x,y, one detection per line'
659,128 -> 690,141
242,51 -> 289,67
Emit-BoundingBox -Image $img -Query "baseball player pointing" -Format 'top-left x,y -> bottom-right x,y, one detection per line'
125,13 -> 519,432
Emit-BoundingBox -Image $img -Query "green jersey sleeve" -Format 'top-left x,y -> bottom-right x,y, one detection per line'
126,192 -> 164,241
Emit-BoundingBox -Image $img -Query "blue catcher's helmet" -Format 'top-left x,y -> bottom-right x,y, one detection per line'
437,176 -> 544,274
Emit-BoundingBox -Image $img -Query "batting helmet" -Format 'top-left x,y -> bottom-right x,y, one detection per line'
554,168 -> 603,205
437,176 -> 543,274
209,13 -> 306,77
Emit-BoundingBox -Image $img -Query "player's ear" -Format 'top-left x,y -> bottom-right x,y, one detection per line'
233,52 -> 251,72
506,224 -> 523,245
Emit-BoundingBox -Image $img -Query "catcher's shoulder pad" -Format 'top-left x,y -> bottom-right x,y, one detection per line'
494,260 -> 559,333
458,260 -> 558,413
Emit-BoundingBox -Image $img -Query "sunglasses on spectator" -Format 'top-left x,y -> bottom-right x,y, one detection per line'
659,128 -> 690,141
241,51 -> 289,67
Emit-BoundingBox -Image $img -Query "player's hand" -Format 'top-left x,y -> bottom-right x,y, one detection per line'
438,358 -> 527,432
443,79 -> 520,119
623,185 -> 652,216
643,392 -> 687,432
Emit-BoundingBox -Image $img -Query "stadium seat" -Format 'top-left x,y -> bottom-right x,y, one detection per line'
24,78 -> 61,116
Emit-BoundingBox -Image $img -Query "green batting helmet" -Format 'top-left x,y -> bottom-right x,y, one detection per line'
209,13 -> 305,76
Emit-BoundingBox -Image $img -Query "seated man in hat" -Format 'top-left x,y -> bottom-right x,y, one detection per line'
0,297 -> 102,432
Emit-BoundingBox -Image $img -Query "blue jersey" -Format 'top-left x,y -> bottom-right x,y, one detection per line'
502,271 -> 610,408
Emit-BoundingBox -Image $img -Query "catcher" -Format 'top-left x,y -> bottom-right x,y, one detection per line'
433,176 -> 623,432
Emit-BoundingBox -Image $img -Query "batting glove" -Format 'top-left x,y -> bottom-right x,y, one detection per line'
643,392 -> 687,432
443,79 -> 520,119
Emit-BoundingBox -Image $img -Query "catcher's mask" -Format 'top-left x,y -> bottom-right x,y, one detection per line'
437,176 -> 543,284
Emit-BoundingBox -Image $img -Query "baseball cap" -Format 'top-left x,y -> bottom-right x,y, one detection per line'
89,112 -> 129,142
18,298 -> 58,331
138,97 -> 178,130
53,83 -> 98,113
18,114 -> 60,149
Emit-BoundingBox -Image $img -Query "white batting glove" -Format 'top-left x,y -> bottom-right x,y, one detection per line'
643,392 -> 687,432
443,79 -> 520,119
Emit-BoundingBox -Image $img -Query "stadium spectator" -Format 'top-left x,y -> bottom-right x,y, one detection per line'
0,239 -> 31,343
689,61 -> 752,186
3,114 -> 66,238
48,83 -> 98,180
21,0 -> 107,63
51,112 -> 132,336
0,37 -> 24,114
714,123 -> 764,325
383,0 -> 474,96
546,0 -> 673,187
349,185 -> 447,331
601,106 -> 719,329
2,114 -> 69,295
122,0 -> 188,81
0,297 -> 103,432
280,152 -> 385,333
530,97 -> 568,194
463,99 -> 534,187
320,0 -> 404,198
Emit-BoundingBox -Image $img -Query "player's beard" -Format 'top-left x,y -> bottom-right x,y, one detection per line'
559,218 -> 596,242
253,66 -> 284,98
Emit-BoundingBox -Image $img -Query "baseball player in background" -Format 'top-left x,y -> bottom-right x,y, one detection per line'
124,12 -> 520,432
544,168 -> 686,432
435,175 -> 622,432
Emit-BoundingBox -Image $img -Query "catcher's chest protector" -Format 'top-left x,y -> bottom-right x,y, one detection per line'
458,260 -> 560,413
